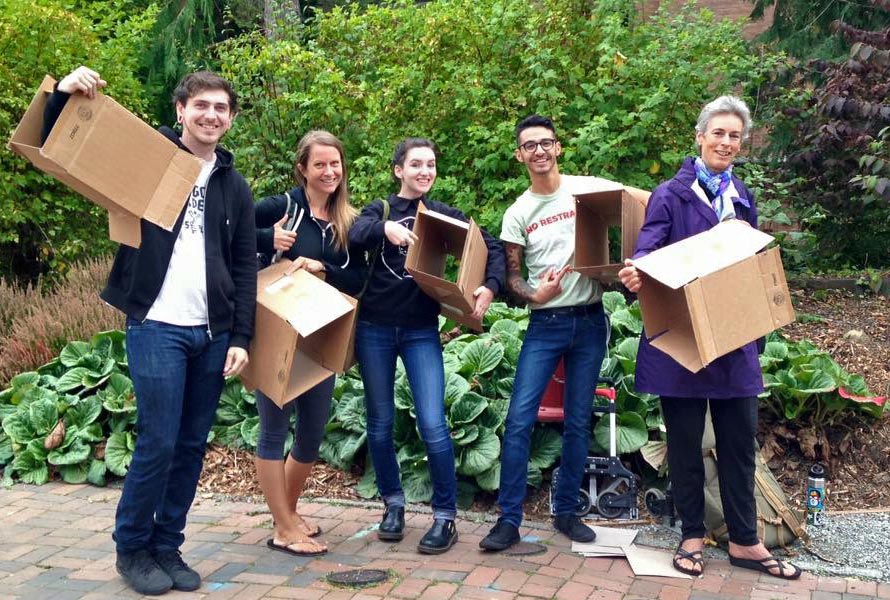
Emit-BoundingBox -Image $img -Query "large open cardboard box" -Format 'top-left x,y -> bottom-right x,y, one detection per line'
405,202 -> 488,331
7,75 -> 201,248
241,261 -> 358,408
572,176 -> 650,281
634,220 -> 795,373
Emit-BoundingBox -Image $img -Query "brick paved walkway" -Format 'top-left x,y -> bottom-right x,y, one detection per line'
1,482 -> 885,600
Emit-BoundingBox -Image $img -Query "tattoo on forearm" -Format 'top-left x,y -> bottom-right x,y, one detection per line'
505,243 -> 536,303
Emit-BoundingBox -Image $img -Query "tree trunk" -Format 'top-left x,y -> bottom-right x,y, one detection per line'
264,0 -> 301,39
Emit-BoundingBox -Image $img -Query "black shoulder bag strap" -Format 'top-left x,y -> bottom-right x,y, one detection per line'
356,198 -> 390,299
271,191 -> 304,265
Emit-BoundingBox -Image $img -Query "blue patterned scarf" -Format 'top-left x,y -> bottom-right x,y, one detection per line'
694,157 -> 735,221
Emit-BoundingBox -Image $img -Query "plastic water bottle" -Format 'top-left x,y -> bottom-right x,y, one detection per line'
806,463 -> 826,527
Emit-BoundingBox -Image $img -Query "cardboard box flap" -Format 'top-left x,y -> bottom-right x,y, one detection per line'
633,220 -> 774,289
7,76 -> 57,164
257,261 -> 353,337
568,175 -> 625,195
144,153 -> 204,229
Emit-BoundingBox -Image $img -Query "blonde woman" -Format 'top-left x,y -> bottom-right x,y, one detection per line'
254,130 -> 364,556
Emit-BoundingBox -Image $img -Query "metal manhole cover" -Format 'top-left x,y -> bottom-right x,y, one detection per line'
504,541 -> 547,556
326,568 -> 389,587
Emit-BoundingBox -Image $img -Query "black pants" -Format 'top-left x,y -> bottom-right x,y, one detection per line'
661,396 -> 759,546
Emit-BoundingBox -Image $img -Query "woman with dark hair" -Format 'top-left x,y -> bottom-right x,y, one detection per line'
254,130 -> 364,557
619,96 -> 801,580
348,138 -> 505,555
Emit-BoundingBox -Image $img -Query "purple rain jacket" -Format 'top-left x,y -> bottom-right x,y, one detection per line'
632,157 -> 765,399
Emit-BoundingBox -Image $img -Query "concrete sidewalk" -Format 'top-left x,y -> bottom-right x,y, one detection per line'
0,482 -> 885,600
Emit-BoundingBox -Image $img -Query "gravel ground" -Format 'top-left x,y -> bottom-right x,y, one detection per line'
632,511 -> 890,582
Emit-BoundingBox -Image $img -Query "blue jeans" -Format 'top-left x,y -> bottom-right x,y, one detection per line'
355,320 -> 456,520
114,319 -> 229,554
497,304 -> 608,527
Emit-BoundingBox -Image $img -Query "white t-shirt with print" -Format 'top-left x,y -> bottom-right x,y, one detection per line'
500,174 -> 602,310
145,158 -> 215,325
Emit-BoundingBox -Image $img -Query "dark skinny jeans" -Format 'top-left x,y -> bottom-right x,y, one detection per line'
255,376 -> 335,462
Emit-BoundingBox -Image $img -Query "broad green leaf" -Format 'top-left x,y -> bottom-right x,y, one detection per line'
90,330 -> 127,364
240,416 -> 260,449
602,291 -> 627,314
403,465 -> 433,503
66,395 -> 102,429
59,341 -> 92,367
105,432 -> 135,476
12,449 -> 49,485
594,411 -> 648,454
490,319 -> 521,339
526,465 -> 543,488
459,339 -> 505,377
529,426 -> 561,470
456,479 -> 479,510
444,373 -> 471,408
394,375 -> 414,411
475,462 -> 501,491
449,392 -> 488,425
55,367 -> 92,392
87,459 -> 107,486
442,352 -> 461,374
451,424 -> 479,446
458,428 -> 499,476
499,333 -> 522,366
29,396 -> 59,436
609,308 -> 642,335
338,393 -> 367,433
3,412 -> 35,444
11,372 -> 40,389
495,377 -> 514,399
49,439 -> 91,465
58,462 -> 89,484
355,458 -> 378,499
613,337 -> 639,373
0,433 -> 13,465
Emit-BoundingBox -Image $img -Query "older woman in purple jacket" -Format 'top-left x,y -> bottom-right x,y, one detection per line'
619,96 -> 801,580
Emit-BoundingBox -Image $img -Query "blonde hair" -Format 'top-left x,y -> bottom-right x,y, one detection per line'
294,130 -> 357,251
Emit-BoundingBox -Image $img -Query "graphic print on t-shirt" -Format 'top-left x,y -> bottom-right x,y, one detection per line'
381,215 -> 415,280
181,179 -> 208,235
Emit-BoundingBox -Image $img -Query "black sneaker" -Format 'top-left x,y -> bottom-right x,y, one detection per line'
479,519 -> 520,551
417,518 -> 458,554
377,505 -> 405,542
553,513 -> 595,542
116,549 -> 173,596
153,549 -> 201,591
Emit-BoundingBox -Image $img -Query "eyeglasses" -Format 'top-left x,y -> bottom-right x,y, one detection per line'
518,138 -> 556,153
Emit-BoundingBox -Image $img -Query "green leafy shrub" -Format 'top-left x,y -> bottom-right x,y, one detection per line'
217,0 -> 775,238
0,0 -> 155,284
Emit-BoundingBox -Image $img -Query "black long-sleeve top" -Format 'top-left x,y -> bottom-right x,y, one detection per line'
348,193 -> 506,327
255,186 -> 366,297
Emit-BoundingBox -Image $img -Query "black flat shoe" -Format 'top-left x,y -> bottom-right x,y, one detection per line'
377,506 -> 405,542
729,554 -> 802,580
553,513 -> 595,543
417,519 -> 458,554
479,519 -> 520,552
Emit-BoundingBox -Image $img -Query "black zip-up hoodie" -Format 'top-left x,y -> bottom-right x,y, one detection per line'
349,194 -> 505,327
41,89 -> 257,349
255,186 -> 366,296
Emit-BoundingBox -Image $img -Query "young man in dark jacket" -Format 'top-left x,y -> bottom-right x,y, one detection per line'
42,66 -> 256,596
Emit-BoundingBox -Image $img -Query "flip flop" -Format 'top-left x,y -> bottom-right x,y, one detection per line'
672,545 -> 704,577
266,538 -> 327,557
728,554 -> 802,580
306,525 -> 322,538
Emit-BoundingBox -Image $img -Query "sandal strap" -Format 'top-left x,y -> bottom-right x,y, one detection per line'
760,556 -> 800,575
675,547 -> 704,563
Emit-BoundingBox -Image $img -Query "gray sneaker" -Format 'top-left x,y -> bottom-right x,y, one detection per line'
116,549 -> 173,596
153,549 -> 201,591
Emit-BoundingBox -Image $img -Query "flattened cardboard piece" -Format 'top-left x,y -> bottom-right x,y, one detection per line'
637,228 -> 794,372
623,544 -> 693,579
405,202 -> 487,331
572,526 -> 638,556
8,75 -> 201,247
633,219 -> 774,289
241,262 -> 358,407
573,176 -> 650,281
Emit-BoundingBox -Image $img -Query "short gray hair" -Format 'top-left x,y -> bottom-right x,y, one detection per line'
695,95 -> 752,140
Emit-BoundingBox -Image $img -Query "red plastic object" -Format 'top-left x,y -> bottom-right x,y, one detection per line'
537,359 -> 616,423
538,359 -> 566,422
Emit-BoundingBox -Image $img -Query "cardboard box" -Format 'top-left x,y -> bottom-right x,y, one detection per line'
241,261 -> 358,408
572,176 -> 650,281
8,75 -> 201,247
405,202 -> 487,331
634,220 -> 795,373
